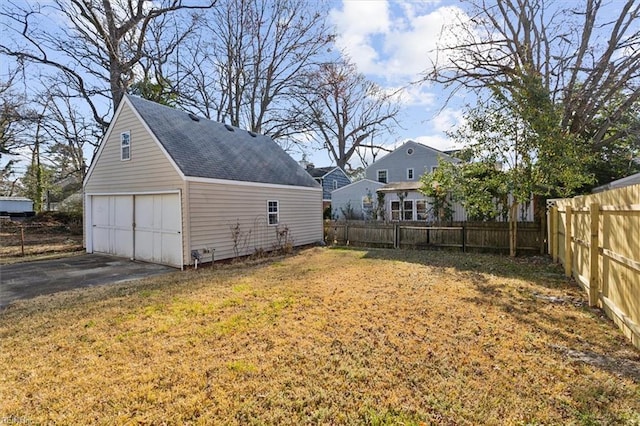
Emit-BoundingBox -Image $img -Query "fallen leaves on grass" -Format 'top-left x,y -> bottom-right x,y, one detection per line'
1,247 -> 639,425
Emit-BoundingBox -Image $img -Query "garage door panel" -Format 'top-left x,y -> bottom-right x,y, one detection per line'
91,195 -> 133,257
114,196 -> 133,228
134,194 -> 181,267
92,196 -> 110,227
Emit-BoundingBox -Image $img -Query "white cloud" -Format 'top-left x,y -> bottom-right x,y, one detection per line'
393,84 -> 436,107
431,107 -> 464,133
329,0 -> 391,74
413,134 -> 462,152
330,1 -> 468,83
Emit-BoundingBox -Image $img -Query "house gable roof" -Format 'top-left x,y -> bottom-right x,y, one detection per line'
306,166 -> 335,178
122,95 -> 318,188
331,178 -> 383,194
366,140 -> 459,171
592,172 -> 640,193
306,166 -> 350,180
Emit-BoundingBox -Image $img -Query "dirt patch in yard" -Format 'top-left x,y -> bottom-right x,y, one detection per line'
0,248 -> 639,425
0,217 -> 83,262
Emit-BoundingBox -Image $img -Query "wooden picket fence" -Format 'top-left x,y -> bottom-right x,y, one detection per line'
548,184 -> 640,349
325,221 -> 544,254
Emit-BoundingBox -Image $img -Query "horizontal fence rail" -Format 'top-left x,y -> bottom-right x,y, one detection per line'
325,221 -> 544,254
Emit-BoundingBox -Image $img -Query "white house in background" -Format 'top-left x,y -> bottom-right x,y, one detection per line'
333,140 -> 534,222
332,140 -> 462,221
83,95 -> 322,268
592,172 -> 640,193
331,179 -> 384,220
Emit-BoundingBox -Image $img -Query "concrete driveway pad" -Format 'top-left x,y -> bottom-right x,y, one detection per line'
0,254 -> 174,309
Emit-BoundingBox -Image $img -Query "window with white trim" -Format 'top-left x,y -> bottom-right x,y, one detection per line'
121,131 -> 131,161
407,168 -> 414,180
362,194 -> 374,211
391,201 -> 401,221
416,200 -> 428,220
267,200 -> 279,225
403,200 -> 414,221
431,165 -> 438,173
332,179 -> 338,190
377,170 -> 388,183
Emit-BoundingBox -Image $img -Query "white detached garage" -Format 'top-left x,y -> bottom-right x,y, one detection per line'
84,95 -> 322,268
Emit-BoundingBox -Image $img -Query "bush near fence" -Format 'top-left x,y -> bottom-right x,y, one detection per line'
324,220 -> 544,254
548,184 -> 640,350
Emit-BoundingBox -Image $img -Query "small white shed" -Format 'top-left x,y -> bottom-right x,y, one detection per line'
0,197 -> 34,214
83,95 -> 323,268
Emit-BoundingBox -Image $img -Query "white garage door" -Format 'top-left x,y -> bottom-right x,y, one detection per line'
134,194 -> 182,267
90,193 -> 182,267
91,195 -> 134,258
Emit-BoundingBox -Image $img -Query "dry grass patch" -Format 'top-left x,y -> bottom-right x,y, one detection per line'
0,219 -> 83,262
1,248 -> 639,425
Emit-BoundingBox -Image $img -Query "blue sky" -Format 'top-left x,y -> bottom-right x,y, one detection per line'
305,0 -> 470,167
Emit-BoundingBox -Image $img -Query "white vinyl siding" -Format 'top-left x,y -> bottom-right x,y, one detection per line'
85,103 -> 183,193
187,181 -> 322,262
84,102 -> 187,264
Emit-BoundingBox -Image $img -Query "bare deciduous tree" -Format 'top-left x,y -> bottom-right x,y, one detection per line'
296,59 -> 400,170
0,0 -> 215,128
177,0 -> 334,141
426,0 -> 640,152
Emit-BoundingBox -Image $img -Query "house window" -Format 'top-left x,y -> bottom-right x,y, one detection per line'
377,170 -> 388,183
267,200 -> 279,225
332,179 -> 338,190
391,201 -> 400,221
403,200 -> 414,221
416,200 -> 428,220
407,168 -> 414,180
362,194 -> 374,211
431,166 -> 438,173
121,131 -> 131,161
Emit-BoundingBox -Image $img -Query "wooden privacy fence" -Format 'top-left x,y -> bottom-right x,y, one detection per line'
548,184 -> 640,349
325,221 -> 544,254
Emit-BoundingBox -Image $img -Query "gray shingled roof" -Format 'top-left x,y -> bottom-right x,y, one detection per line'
126,95 -> 319,188
306,166 -> 336,178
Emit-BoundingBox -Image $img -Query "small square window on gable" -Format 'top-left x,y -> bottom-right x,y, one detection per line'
377,170 -> 388,184
121,131 -> 131,161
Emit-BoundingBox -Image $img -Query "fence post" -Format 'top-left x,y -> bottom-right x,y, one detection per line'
394,224 -> 399,249
540,207 -> 546,255
564,205 -> 572,277
551,206 -> 559,262
461,223 -> 466,252
588,203 -> 600,306
20,224 -> 25,257
345,223 -> 349,246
